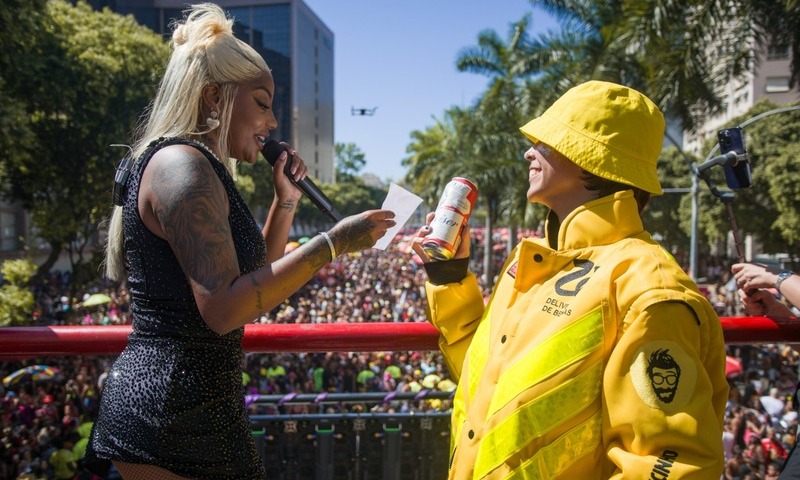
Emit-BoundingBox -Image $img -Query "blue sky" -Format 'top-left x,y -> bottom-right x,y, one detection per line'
301,1 -> 558,182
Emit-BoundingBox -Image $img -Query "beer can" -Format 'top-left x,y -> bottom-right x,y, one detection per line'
422,177 -> 478,260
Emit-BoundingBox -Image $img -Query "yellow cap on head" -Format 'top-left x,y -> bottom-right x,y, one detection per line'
519,80 -> 665,195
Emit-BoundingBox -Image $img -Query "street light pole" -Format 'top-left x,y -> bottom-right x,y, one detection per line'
663,130 -> 701,280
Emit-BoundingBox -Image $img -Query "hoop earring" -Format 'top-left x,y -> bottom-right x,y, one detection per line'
206,110 -> 220,131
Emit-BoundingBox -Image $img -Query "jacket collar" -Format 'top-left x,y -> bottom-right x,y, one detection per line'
505,191 -> 646,292
544,190 -> 645,251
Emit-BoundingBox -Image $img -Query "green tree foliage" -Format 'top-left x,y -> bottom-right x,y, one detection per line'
403,109 -> 464,209
455,15 -> 538,213
523,1 -> 647,107
744,102 -> 800,249
0,1 -> 168,287
0,259 -> 37,326
335,143 -> 367,183
451,17 -> 544,285
643,147 -> 696,253
524,0 -> 717,130
0,0 -> 47,177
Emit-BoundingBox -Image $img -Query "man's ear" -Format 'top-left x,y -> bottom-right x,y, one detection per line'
201,82 -> 221,111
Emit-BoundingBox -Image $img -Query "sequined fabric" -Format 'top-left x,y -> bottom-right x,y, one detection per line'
84,139 -> 267,479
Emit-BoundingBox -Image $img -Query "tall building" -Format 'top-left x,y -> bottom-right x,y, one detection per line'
683,40 -> 798,156
89,0 -> 335,183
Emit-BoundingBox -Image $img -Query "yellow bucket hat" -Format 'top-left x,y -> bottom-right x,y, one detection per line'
519,80 -> 665,195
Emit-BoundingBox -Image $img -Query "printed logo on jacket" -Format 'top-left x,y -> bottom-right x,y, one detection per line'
630,341 -> 697,413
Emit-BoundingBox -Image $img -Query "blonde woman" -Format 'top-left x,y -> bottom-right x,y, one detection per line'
83,4 -> 394,479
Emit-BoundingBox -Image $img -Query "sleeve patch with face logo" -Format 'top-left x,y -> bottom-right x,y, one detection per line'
630,341 -> 697,413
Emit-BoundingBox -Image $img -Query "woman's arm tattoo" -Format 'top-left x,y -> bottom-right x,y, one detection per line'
333,218 -> 375,253
150,151 -> 238,293
250,275 -> 264,315
300,236 -> 337,270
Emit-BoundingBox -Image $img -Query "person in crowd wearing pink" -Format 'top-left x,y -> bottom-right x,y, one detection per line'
82,4 -> 394,479
743,433 -> 767,466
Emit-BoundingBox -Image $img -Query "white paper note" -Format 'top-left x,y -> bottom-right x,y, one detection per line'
373,183 -> 423,250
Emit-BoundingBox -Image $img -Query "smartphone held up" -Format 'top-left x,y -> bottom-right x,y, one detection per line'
717,127 -> 752,190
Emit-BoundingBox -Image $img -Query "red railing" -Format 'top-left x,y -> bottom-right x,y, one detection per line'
0,316 -> 798,359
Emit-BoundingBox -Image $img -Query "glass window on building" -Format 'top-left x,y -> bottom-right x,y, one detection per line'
251,5 -> 291,58
1,210 -> 17,252
227,7 -> 253,43
767,44 -> 791,61
248,4 -> 292,143
159,9 -> 185,37
766,76 -> 791,93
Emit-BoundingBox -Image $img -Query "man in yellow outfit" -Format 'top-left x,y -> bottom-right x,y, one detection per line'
413,81 -> 728,479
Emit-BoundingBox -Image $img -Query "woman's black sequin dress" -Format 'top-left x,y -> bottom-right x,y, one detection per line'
85,139 -> 267,479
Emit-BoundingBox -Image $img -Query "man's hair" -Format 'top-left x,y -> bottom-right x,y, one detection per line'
580,170 -> 651,213
647,348 -> 681,376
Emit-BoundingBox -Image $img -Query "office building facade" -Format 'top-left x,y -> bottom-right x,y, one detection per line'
683,40 -> 798,156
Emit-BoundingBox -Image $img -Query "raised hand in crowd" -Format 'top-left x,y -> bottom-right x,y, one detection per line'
732,262 -> 798,317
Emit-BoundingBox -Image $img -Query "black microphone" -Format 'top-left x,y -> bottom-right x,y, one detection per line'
261,140 -> 342,222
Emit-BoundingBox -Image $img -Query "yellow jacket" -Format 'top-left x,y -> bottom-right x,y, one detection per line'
425,191 -> 728,479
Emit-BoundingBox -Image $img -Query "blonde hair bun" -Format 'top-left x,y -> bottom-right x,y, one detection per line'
171,3 -> 233,49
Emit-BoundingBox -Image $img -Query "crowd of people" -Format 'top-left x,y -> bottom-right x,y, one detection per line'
1,237 -> 798,479
724,344 -> 800,479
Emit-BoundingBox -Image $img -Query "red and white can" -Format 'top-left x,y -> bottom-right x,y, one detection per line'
422,177 -> 478,260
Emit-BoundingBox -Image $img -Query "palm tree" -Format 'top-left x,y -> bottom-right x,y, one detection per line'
527,0 -> 799,132
456,15 -> 536,83
402,107 -> 467,208
455,15 -> 542,286
525,0 -> 718,130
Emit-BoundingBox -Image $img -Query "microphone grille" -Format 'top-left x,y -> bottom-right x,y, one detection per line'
261,140 -> 284,166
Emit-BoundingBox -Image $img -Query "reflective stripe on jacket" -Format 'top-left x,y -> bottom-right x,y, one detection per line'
425,191 -> 728,479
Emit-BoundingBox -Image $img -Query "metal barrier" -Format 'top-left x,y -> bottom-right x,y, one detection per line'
248,392 -> 454,480
1,316 -> 798,359
1,317 -> 798,478
250,412 -> 451,480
